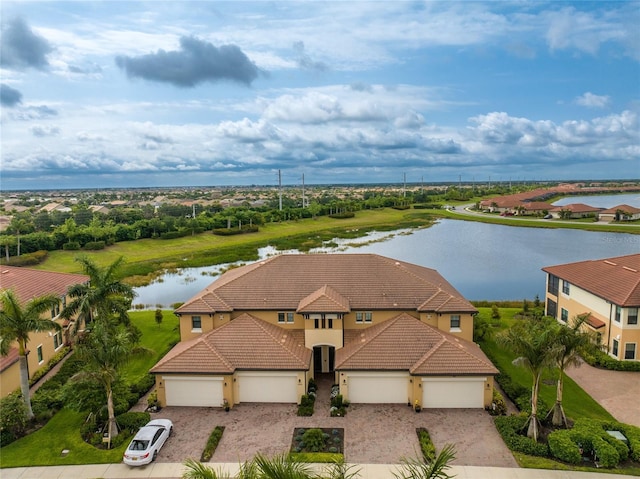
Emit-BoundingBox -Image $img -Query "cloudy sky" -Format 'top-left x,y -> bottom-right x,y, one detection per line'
1,1 -> 639,190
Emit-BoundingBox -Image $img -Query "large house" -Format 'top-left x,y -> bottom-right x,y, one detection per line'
542,254 -> 640,361
151,254 -> 498,409
0,266 -> 89,398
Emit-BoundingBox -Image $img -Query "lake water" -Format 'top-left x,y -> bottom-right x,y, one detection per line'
133,220 -> 639,307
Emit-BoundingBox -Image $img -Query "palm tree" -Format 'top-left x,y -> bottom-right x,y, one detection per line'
393,444 -> 457,479
547,314 -> 591,427
497,318 -> 558,441
60,256 -> 134,331
70,319 -> 150,445
253,453 -> 315,479
0,290 -> 61,419
182,458 -> 227,479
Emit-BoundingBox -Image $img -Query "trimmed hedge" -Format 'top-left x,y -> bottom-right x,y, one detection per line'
416,428 -> 436,462
548,430 -> 582,464
83,241 -> 106,250
200,426 -> 224,462
212,226 -> 259,236
297,393 -> 315,416
116,411 -> 151,433
494,415 -> 549,457
581,348 -> 640,372
1,250 -> 48,266
328,212 -> 355,219
62,242 -> 81,250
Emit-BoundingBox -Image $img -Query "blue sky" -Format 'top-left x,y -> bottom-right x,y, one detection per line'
1,1 -> 639,190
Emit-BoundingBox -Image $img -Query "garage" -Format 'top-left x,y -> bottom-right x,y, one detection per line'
164,376 -> 224,407
347,372 -> 409,404
421,377 -> 486,408
236,371 -> 299,403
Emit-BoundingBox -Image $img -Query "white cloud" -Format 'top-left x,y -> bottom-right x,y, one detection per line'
574,92 -> 611,109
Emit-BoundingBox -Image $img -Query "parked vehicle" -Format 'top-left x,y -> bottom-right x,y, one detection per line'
123,419 -> 173,466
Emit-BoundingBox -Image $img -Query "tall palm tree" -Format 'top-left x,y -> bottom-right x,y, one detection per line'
497,318 -> 558,441
0,290 -> 61,419
393,444 -> 457,479
547,314 -> 591,427
60,256 -> 134,331
70,319 -> 150,445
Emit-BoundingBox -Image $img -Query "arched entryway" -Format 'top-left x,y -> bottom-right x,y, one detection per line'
313,345 -> 335,373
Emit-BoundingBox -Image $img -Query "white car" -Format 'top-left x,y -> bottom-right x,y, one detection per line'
123,419 -> 173,466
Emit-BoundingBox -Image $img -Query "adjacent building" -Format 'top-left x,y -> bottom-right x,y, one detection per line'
542,254 -> 640,361
151,254 -> 497,409
0,266 -> 89,398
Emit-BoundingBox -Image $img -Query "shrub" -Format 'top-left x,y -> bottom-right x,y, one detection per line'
201,426 -> 225,462
548,430 -> 581,464
116,412 -> 151,434
297,393 -> 315,416
581,348 -> 640,372
3,250 -> 48,266
328,212 -> 355,219
592,436 -> 619,468
301,428 -> 326,452
29,346 -> 70,386
212,226 -> 259,236
416,428 -> 436,462
487,388 -> 507,416
83,241 -> 106,250
0,393 -> 28,443
494,415 -> 549,457
62,242 -> 81,250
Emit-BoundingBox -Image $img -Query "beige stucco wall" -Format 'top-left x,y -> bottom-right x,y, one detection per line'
419,312 -> 474,342
0,362 -> 21,398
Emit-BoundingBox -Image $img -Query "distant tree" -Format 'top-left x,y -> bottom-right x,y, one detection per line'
155,309 -> 163,327
491,304 -> 501,320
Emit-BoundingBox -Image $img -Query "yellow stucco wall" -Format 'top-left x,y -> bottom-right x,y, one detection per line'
0,362 -> 20,398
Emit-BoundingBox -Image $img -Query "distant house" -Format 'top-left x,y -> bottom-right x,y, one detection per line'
0,267 -> 89,398
151,254 -> 497,409
599,204 -> 640,222
89,205 -> 110,215
38,202 -> 71,214
542,254 -> 640,361
549,203 -> 602,219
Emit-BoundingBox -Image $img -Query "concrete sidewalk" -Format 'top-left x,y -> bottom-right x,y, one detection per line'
0,463 -> 632,479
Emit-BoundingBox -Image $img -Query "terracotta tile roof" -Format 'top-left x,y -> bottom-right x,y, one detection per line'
0,266 -> 89,303
543,254 -> 640,307
549,203 -> 602,213
522,202 -> 554,211
583,313 -> 606,330
151,313 -> 311,374
335,313 -> 497,376
297,285 -> 350,313
0,347 -> 19,373
176,254 -> 476,316
600,204 -> 640,214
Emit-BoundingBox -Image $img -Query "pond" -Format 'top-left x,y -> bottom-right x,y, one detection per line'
133,218 -> 638,307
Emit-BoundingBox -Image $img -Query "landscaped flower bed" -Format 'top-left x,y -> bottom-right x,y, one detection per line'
290,427 -> 344,454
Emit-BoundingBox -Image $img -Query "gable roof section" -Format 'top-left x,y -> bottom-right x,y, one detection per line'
176,254 -> 476,315
297,285 -> 350,313
151,313 -> 311,374
543,254 -> 640,307
335,313 -> 497,376
600,204 -> 640,214
0,266 -> 89,303
550,203 -> 602,213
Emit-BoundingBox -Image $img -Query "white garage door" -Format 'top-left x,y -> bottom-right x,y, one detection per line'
422,377 -> 485,408
237,371 -> 298,403
348,372 -> 409,404
164,376 -> 224,407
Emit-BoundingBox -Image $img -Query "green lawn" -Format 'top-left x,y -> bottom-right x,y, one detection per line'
0,311 -> 180,468
477,307 -> 613,422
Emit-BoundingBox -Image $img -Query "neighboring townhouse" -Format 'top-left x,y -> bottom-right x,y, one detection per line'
549,203 -> 602,219
0,266 -> 89,398
599,204 -> 640,223
151,254 -> 498,409
542,254 -> 640,361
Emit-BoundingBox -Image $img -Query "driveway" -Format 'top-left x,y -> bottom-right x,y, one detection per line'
146,402 -> 516,467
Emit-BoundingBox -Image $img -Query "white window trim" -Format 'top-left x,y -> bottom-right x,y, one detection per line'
37,344 -> 44,364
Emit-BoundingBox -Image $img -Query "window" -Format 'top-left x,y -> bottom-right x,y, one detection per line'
364,312 -> 372,323
50,303 -> 60,319
614,306 -> 621,323
278,312 -> 294,323
612,339 -> 619,357
450,315 -> 461,329
561,308 -> 568,323
191,316 -> 202,330
53,331 -> 63,349
356,312 -> 363,323
628,308 -> 638,325
624,343 -> 636,360
546,299 -> 557,318
37,345 -> 43,363
562,281 -> 570,295
548,275 -> 559,296
313,315 -> 333,329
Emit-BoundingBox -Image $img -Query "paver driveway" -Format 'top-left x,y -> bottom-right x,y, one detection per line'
150,402 -> 516,467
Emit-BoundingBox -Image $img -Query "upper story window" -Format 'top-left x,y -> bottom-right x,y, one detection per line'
53,331 -> 63,349
561,308 -> 568,323
191,316 -> 202,330
278,312 -> 295,323
614,306 -> 621,323
628,308 -> 638,325
547,275 -> 559,296
50,302 -> 61,319
450,315 -> 461,329
355,312 -> 372,324
562,281 -> 570,295
314,316 -> 333,329
37,345 -> 43,363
